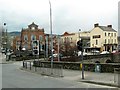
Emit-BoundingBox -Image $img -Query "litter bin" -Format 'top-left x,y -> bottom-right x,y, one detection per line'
95,64 -> 101,73
114,68 -> 120,86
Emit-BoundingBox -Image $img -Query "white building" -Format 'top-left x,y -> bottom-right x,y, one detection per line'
90,23 -> 118,52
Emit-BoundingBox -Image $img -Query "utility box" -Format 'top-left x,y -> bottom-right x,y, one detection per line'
95,64 -> 101,73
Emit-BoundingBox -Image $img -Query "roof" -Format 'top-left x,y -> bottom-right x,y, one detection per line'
98,26 -> 117,32
62,32 -> 75,36
28,22 -> 38,27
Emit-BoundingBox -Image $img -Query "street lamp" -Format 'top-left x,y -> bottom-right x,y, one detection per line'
49,0 -> 53,69
3,23 -> 7,60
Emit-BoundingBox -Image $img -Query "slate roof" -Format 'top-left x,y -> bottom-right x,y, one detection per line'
98,26 -> 117,32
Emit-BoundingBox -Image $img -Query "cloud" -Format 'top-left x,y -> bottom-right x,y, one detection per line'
0,0 -> 119,35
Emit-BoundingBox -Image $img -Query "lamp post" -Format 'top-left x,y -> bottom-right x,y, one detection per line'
3,23 -> 7,60
79,29 -> 84,79
49,0 -> 53,69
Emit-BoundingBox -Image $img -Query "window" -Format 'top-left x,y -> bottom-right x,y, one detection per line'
114,33 -> 116,37
105,39 -> 107,44
111,39 -> 113,43
111,33 -> 113,37
31,35 -> 36,41
96,40 -> 98,45
24,44 -> 28,49
31,27 -> 35,30
24,35 -> 28,41
93,35 -> 100,39
105,33 -> 106,36
70,38 -> 72,42
115,39 -> 116,43
108,33 -> 110,36
39,35 -> 43,42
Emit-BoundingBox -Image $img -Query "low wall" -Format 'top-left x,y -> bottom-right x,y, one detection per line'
33,61 -> 120,73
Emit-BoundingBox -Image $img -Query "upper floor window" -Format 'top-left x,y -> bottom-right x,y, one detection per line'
31,35 -> 36,41
108,33 -> 110,36
31,26 -> 35,30
96,40 -> 98,45
93,35 -> 100,39
39,35 -> 43,42
24,35 -> 28,41
111,33 -> 113,36
105,33 -> 106,36
105,39 -> 107,44
114,33 -> 116,37
70,38 -> 72,42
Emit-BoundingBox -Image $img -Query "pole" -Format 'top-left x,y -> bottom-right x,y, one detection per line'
79,29 -> 84,79
46,36 -> 48,60
49,0 -> 53,69
3,23 -> 7,60
58,35 -> 60,61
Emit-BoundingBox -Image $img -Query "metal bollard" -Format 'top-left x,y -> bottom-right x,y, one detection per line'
23,61 -> 24,68
26,62 -> 27,69
30,62 -> 31,70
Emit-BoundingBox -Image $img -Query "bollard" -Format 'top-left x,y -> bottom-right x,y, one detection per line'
23,61 -> 24,68
34,61 -> 37,72
30,62 -> 31,70
26,62 -> 27,69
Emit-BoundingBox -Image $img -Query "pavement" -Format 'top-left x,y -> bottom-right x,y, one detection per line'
20,62 -> 120,88
62,69 -> 120,88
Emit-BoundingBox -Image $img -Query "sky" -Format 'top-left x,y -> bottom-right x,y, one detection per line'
0,0 -> 119,35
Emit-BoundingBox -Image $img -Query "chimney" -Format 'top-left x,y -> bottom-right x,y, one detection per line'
94,23 -> 99,27
107,25 -> 112,28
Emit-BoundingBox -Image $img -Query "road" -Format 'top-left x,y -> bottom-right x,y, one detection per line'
0,53 -> 118,88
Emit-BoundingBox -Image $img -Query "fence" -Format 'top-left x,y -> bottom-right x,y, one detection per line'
22,60 -> 63,77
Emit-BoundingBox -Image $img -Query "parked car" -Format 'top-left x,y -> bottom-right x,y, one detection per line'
78,51 -> 87,56
111,49 -> 118,53
100,51 -> 109,54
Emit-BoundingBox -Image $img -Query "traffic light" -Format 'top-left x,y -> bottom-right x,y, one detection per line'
77,40 -> 83,51
32,40 -> 39,55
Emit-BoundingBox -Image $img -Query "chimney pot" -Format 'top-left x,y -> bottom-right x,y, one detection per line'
94,23 -> 99,27
107,25 -> 112,28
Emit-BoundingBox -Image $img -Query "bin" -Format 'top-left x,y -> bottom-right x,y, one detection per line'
95,64 -> 101,73
114,68 -> 120,86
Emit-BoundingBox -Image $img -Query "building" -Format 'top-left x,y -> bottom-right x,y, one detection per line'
90,23 -> 118,52
21,22 -> 45,52
60,31 -> 90,56
12,36 -> 21,51
118,36 -> 120,51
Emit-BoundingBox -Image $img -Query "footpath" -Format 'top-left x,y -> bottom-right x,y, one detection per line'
63,69 -> 120,88
20,61 -> 120,88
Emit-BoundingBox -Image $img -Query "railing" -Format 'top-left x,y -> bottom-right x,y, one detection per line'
22,60 -> 63,77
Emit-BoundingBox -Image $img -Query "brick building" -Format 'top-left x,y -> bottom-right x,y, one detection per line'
21,22 -> 45,51
12,36 -> 21,51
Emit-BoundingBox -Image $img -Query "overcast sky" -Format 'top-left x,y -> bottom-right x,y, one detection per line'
0,0 -> 119,35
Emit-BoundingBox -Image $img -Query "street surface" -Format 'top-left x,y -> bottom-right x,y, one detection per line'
0,53 -> 119,88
